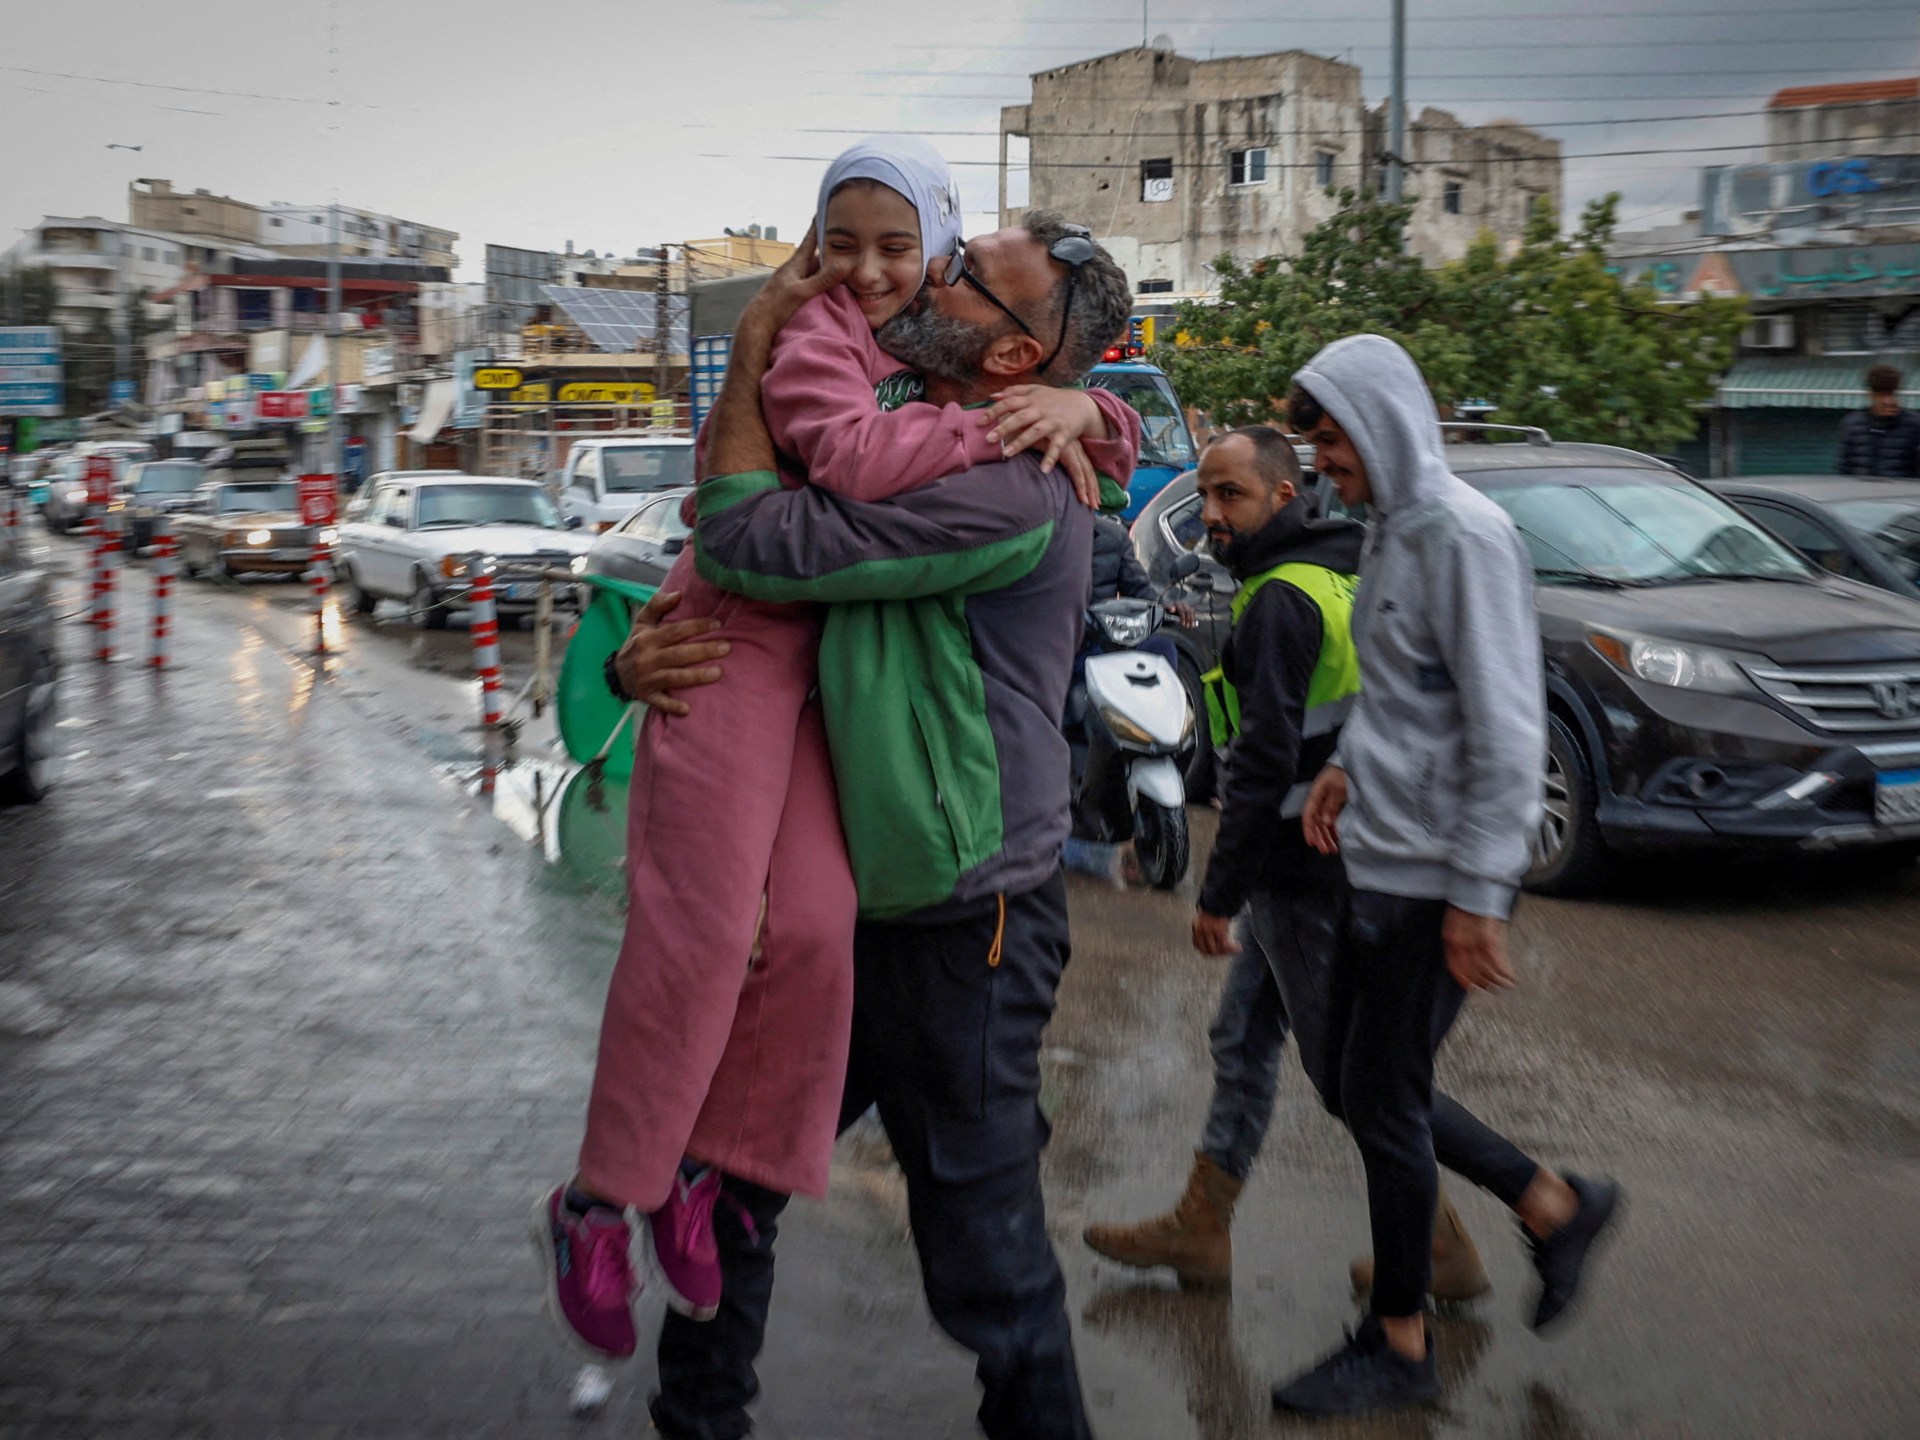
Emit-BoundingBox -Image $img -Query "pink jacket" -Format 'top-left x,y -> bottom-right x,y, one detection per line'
693,286 -> 1141,505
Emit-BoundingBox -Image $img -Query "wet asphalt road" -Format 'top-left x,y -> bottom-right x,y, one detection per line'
3,525 -> 1918,1438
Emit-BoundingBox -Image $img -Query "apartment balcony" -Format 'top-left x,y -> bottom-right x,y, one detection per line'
54,292 -> 119,311
31,248 -> 117,271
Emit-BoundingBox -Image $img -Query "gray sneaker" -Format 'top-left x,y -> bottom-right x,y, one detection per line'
1271,1315 -> 1440,1416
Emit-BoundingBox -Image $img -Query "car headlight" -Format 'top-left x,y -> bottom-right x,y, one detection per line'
1588,630 -> 1758,695
1096,609 -> 1154,648
247,529 -> 272,546
569,555 -> 588,574
441,555 -> 468,579
319,527 -> 338,545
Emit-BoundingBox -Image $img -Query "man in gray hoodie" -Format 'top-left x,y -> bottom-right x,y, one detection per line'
1274,335 -> 1621,1416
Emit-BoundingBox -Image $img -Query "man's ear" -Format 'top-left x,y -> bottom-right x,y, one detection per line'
980,330 -> 1045,383
1275,479 -> 1298,507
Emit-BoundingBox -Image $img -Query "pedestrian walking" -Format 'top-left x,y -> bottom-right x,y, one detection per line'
1264,335 -> 1621,1417
1836,364 -> 1920,477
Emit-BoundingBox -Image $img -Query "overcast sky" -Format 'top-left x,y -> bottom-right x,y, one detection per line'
3,0 -> 1915,280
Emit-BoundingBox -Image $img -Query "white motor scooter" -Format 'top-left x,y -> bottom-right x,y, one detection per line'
1065,552 -> 1200,888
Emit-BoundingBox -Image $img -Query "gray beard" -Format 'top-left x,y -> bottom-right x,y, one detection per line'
876,300 -> 994,387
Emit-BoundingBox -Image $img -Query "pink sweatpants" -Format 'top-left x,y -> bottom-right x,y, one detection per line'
578,550 -> 857,1209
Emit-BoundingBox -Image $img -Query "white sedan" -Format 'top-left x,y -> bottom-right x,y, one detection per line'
336,475 -> 594,629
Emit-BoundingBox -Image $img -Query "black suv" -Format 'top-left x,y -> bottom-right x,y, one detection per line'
1133,435 -> 1920,893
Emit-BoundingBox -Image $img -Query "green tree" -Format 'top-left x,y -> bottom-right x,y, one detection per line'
1155,190 -> 1745,455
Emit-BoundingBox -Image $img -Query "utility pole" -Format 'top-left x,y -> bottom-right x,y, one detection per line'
326,203 -> 343,482
1386,0 -> 1407,205
654,242 -> 670,425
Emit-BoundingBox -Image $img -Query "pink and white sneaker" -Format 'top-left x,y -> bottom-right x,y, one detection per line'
645,1167 -> 724,1321
529,1186 -> 640,1359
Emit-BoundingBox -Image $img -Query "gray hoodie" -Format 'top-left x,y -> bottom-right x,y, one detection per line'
1293,335 -> 1544,919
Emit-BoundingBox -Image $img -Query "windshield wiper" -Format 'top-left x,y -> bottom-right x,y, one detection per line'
415,519 -> 480,529
1651,571 -> 1811,586
1533,568 -> 1640,589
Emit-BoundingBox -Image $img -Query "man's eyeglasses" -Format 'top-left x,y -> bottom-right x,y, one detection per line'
943,224 -> 1098,377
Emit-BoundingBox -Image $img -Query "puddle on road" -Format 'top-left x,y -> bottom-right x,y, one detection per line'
436,752 -> 629,905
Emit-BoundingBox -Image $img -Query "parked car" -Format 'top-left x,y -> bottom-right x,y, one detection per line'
1707,475 -> 1920,602
577,485 -> 692,597
1085,360 -> 1199,521
123,459 -> 209,550
175,479 -> 319,579
553,437 -> 697,533
0,506 -> 58,803
1134,436 -> 1920,892
336,475 -> 592,629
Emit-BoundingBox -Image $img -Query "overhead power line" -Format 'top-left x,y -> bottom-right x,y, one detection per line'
842,63 -> 1918,81
905,33 -> 1899,54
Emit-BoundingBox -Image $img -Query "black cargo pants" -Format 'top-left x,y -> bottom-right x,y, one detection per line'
652,872 -> 1091,1440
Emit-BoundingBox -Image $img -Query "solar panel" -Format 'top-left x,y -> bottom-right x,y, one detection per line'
540,286 -> 689,353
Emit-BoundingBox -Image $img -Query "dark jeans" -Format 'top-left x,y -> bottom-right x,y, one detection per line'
652,873 -> 1090,1440
1199,885 -> 1539,1300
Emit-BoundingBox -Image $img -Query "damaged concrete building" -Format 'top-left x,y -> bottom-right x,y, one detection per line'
999,44 -> 1562,297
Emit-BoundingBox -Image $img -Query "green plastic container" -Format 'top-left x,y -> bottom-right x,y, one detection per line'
558,573 -> 657,778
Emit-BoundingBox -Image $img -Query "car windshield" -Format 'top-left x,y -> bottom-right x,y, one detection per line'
217,483 -> 297,513
1478,468 -> 1814,585
1830,497 -> 1920,585
415,484 -> 561,529
1087,372 -> 1197,470
135,462 -> 205,495
601,446 -> 696,494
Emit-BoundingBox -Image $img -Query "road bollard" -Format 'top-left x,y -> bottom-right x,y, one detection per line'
307,541 -> 332,655
92,508 -> 121,662
150,516 -> 176,670
2,487 -> 19,538
469,564 -> 502,733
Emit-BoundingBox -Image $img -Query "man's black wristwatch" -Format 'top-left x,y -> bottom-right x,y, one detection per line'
604,648 -> 636,703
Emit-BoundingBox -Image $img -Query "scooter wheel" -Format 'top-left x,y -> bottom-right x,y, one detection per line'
1132,799 -> 1190,890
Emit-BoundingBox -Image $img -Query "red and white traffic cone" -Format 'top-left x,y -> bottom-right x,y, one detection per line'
307,541 -> 332,655
150,517 -> 176,670
92,509 -> 120,662
470,565 -> 502,733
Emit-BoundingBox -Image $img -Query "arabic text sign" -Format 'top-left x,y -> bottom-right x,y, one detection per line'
1611,243 -> 1920,300
556,381 -> 654,405
85,457 -> 114,507
256,391 -> 310,421
297,474 -> 338,527
0,327 -> 62,416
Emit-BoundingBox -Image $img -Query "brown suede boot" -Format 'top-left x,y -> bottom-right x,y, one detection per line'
1348,1187 -> 1492,1303
1082,1152 -> 1242,1288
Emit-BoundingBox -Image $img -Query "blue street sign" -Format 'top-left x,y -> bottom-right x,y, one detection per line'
0,326 -> 60,351
109,380 -> 136,407
0,382 -> 65,417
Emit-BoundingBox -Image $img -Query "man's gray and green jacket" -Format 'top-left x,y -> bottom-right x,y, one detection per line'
695,460 -> 1108,920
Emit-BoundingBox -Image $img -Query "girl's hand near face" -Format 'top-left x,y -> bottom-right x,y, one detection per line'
740,226 -> 842,342
981,386 -> 1111,508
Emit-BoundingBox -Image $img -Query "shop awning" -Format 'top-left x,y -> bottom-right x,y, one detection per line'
1719,354 -> 1920,410
408,378 -> 457,443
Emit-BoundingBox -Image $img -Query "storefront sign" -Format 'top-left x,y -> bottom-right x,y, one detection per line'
257,391 -> 309,420
508,382 -> 552,404
1610,242 -> 1920,300
472,367 -> 524,390
1702,154 -> 1920,238
557,381 -> 654,405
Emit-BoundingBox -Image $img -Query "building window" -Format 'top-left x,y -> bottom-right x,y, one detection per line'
1229,148 -> 1269,186
166,249 -> 177,263
1141,157 -> 1174,203
271,217 -> 283,228
1315,152 -> 1335,187
143,247 -> 156,261
1443,181 -> 1463,215
1137,279 -> 1174,294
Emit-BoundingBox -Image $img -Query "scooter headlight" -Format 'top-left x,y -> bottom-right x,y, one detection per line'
1096,609 -> 1154,648
1100,706 -> 1157,747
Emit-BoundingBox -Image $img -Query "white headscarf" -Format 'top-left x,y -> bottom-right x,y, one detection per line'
814,135 -> 963,277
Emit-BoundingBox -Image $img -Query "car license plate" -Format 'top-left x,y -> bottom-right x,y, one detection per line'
1875,768 -> 1920,826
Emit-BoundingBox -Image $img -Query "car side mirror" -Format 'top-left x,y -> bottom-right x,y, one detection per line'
565,514 -> 583,529
662,536 -> 686,556
1170,551 -> 1203,583
385,514 -> 405,529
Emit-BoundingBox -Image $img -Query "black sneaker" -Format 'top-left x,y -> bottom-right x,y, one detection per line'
1526,1173 -> 1621,1331
1270,1315 -> 1440,1415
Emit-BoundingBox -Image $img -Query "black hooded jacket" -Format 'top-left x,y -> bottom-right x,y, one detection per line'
1197,495 -> 1368,919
